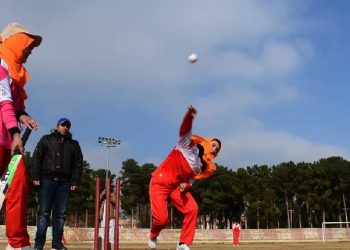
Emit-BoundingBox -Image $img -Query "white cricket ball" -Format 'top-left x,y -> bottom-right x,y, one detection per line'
188,53 -> 198,64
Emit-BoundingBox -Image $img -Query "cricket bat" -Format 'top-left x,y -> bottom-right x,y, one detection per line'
0,127 -> 31,210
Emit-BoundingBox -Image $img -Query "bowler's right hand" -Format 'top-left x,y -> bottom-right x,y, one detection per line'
188,105 -> 197,115
11,133 -> 24,155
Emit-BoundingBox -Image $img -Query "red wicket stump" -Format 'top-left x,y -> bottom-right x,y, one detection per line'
94,177 -> 120,250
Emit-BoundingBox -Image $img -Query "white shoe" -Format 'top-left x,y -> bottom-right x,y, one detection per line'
148,238 -> 158,249
6,245 -> 34,250
176,243 -> 190,250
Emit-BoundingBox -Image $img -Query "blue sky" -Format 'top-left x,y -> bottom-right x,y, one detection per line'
2,0 -> 350,175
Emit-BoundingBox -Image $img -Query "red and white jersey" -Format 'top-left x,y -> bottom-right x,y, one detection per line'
176,131 -> 202,176
233,223 -> 241,231
0,60 -> 12,101
151,109 -> 202,187
0,59 -> 20,148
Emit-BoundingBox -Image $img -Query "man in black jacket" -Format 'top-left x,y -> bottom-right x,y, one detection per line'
31,118 -> 83,250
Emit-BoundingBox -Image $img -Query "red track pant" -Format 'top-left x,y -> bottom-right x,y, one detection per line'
149,179 -> 198,246
0,146 -> 31,248
233,230 -> 240,245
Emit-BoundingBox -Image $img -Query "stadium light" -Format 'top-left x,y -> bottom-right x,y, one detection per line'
98,137 -> 121,182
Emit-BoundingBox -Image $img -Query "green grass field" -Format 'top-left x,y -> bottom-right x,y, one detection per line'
2,241 -> 350,250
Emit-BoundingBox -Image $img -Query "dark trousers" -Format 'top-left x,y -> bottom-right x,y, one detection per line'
35,177 -> 70,248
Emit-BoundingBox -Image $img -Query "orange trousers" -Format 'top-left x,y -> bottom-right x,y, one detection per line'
149,179 -> 198,246
0,146 -> 31,247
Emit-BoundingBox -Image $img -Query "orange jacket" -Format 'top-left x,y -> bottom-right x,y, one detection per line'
192,134 -> 217,180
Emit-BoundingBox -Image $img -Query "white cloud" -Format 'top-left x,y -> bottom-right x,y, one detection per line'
219,129 -> 350,168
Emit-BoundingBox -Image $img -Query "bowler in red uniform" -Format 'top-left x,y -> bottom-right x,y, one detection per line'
148,105 -> 221,250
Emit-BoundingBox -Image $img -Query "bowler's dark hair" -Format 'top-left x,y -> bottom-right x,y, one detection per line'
196,144 -> 207,172
212,138 -> 221,148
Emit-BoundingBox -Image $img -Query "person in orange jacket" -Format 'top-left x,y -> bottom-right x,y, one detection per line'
0,23 -> 41,250
148,105 -> 221,250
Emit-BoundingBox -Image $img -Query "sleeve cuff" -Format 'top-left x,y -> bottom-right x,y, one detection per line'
16,110 -> 29,120
9,127 -> 21,137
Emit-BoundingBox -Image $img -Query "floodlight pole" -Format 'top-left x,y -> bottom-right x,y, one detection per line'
98,137 -> 121,182
106,147 -> 110,181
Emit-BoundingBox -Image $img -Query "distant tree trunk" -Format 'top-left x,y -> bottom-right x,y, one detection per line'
75,210 -> 78,227
85,209 -> 88,227
322,210 -> 326,224
138,203 -> 140,227
306,202 -> 312,228
343,192 -> 349,228
131,208 -> 134,228
314,212 -> 319,226
170,206 -> 173,229
285,191 -> 290,228
149,206 -> 152,229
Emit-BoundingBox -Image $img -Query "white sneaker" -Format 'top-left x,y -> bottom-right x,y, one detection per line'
176,243 -> 190,250
6,245 -> 34,250
21,247 -> 34,250
148,238 -> 158,249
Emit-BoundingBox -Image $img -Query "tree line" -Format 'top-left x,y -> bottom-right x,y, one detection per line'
1,153 -> 349,229
120,156 -> 350,229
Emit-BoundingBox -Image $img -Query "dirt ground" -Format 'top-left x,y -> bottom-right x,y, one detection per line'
2,241 -> 350,250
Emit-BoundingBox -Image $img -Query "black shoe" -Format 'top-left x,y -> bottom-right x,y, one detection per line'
51,245 -> 68,250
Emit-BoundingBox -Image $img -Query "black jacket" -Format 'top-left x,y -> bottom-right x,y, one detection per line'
31,129 -> 83,186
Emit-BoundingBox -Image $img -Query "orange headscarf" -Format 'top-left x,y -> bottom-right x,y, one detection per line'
192,134 -> 219,180
0,33 -> 36,101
